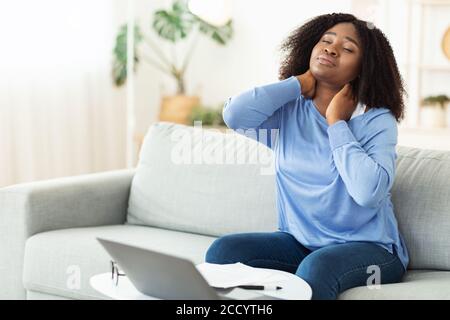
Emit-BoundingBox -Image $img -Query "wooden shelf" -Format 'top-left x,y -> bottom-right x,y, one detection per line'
399,63 -> 450,71
419,64 -> 450,71
412,0 -> 450,6
398,126 -> 450,150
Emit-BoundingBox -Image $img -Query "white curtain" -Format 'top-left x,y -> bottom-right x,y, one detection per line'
0,0 -> 126,187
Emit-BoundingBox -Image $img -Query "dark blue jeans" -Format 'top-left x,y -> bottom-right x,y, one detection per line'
205,231 -> 405,300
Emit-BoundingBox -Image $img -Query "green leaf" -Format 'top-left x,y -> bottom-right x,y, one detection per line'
195,19 -> 233,45
188,105 -> 227,126
422,95 -> 450,109
152,0 -> 194,43
112,24 -> 143,86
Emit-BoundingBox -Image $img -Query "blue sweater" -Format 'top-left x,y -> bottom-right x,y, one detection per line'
222,76 -> 409,270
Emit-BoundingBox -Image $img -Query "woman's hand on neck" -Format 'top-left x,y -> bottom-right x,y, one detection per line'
312,81 -> 344,117
325,83 -> 358,125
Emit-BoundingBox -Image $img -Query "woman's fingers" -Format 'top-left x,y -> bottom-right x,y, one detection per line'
298,69 -> 316,99
343,83 -> 351,94
342,84 -> 355,99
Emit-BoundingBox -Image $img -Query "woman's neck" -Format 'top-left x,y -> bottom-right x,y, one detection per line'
312,81 -> 343,117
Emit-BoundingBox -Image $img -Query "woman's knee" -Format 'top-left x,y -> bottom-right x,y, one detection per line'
295,251 -> 341,300
205,234 -> 243,264
295,243 -> 406,300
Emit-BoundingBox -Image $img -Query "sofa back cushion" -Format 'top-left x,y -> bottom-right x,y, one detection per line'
392,146 -> 450,270
127,122 -> 278,237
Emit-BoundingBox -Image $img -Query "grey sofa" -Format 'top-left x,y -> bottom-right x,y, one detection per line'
1,122 -> 450,300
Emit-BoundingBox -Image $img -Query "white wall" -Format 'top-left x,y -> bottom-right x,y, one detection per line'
0,0 -> 128,187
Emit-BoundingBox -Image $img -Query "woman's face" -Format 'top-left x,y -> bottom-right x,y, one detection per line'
309,22 -> 363,87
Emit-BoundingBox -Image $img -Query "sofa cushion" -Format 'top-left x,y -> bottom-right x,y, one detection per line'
338,270 -> 450,300
23,224 -> 450,300
127,122 -> 278,237
393,146 -> 450,270
23,225 -> 216,300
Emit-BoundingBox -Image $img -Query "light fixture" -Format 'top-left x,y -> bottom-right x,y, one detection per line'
188,0 -> 232,27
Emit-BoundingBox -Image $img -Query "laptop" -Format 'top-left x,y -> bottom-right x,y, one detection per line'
97,237 -> 271,300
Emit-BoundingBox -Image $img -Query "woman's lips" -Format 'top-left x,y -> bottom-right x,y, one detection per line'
317,56 -> 336,67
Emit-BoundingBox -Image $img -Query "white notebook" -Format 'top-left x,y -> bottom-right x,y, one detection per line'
196,262 -> 289,289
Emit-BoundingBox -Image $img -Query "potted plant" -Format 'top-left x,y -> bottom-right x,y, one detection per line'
188,103 -> 226,129
112,0 -> 233,125
420,94 -> 450,128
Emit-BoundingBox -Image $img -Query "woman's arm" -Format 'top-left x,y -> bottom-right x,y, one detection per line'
222,72 -> 314,148
327,113 -> 398,208
221,76 -> 298,149
222,76 -> 301,130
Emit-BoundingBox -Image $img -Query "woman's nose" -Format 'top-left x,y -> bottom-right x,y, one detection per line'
324,47 -> 337,57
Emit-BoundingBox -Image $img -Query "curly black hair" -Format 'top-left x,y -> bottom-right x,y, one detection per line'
279,13 -> 406,122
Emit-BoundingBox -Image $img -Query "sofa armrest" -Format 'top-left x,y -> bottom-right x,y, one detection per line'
0,168 -> 135,299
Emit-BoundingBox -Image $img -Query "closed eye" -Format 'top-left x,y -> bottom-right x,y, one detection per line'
322,40 -> 354,52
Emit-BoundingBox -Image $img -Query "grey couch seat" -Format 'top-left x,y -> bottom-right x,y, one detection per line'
338,270 -> 450,300
23,225 -> 216,300
24,225 -> 450,300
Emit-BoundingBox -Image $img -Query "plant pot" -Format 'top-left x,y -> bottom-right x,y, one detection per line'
159,95 -> 200,125
420,105 -> 446,128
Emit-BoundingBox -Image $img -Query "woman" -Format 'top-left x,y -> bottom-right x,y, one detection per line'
205,13 -> 409,300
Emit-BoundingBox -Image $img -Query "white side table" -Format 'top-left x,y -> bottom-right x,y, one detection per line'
90,268 -> 312,300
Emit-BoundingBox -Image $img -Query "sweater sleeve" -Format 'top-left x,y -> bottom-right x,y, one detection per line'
327,114 -> 398,208
222,76 -> 301,148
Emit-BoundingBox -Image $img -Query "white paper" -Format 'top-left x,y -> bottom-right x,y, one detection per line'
196,262 -> 288,289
